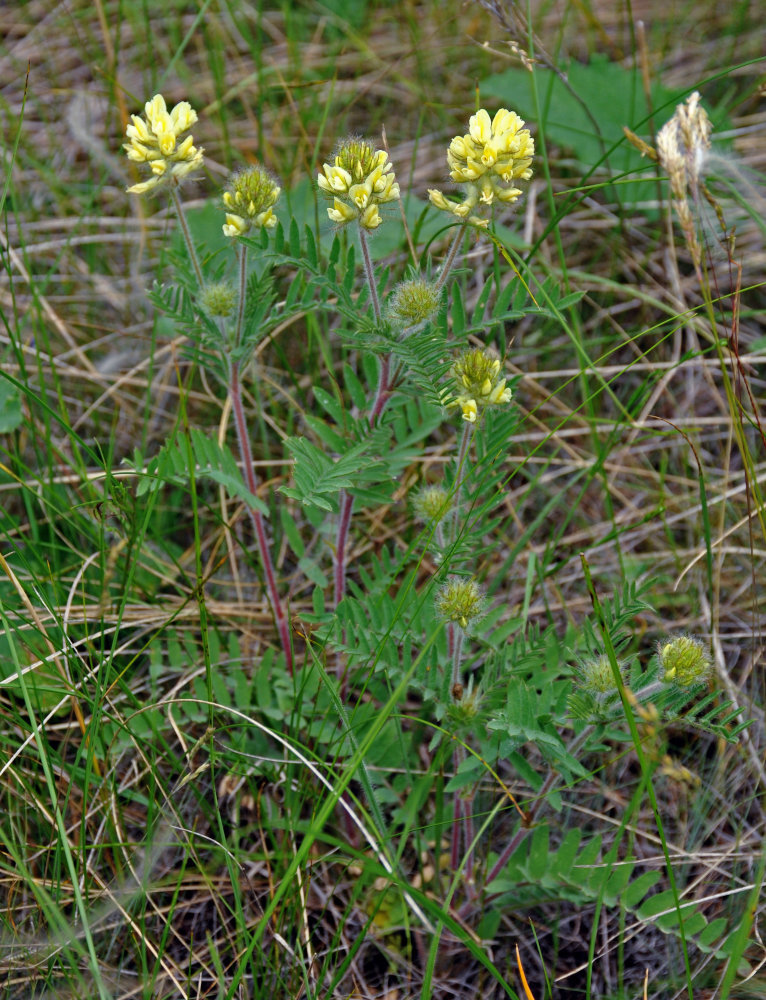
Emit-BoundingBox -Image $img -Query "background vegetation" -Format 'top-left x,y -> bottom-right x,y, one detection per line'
0,0 -> 764,998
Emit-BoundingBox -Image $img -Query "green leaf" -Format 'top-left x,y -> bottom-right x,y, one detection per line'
343,363 -> 368,412
0,378 -> 22,433
526,826 -> 550,881
280,508 -> 305,558
552,828 -> 582,875
281,434 -> 390,513
697,917 -> 728,949
601,863 -> 633,905
313,385 -> 346,425
298,556 -> 328,588
620,870 -> 662,909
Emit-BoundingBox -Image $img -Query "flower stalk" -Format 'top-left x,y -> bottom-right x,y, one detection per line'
170,187 -> 203,286
317,139 -> 400,655
229,361 -> 294,675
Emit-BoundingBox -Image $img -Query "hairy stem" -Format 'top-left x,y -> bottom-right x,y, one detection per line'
358,226 -> 382,323
332,225 -> 388,630
230,361 -> 293,675
233,241 -> 248,348
436,223 -> 467,292
170,186 -> 203,286
450,421 -> 474,544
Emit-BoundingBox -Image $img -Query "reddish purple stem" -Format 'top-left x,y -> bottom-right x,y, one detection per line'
230,361 -> 294,675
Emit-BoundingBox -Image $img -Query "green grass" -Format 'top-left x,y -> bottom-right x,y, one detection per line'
0,1 -> 765,998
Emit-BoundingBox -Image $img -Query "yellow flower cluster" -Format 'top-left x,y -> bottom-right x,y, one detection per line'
222,166 -> 281,238
429,108 -> 534,226
124,94 -> 204,195
451,348 -> 512,423
318,139 -> 400,230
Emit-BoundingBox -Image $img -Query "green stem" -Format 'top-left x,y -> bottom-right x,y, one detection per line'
436,224 -> 466,292
233,241 -> 248,348
450,421 -> 474,544
358,226 -> 382,323
170,186 -> 203,286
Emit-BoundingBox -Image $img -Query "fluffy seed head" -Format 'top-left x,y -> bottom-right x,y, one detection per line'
388,278 -> 441,330
580,654 -> 622,695
413,484 -> 450,523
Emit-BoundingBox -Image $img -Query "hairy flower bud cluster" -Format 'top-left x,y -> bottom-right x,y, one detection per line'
222,166 -> 281,237
388,277 -> 441,331
413,484 -> 450,524
200,281 -> 237,318
658,634 -> 712,687
124,94 -> 204,196
580,653 -> 622,695
318,139 -> 400,230
429,108 -> 534,226
435,576 -> 484,630
451,348 -> 512,423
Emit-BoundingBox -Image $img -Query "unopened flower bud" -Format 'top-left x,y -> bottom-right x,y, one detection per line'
200,281 -> 237,318
388,278 -> 441,331
658,635 -> 712,686
580,654 -> 622,694
413,484 -> 450,524
435,576 -> 483,630
447,684 -> 485,729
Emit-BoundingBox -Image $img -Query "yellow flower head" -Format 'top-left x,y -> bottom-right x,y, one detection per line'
450,348 -> 512,423
429,108 -> 534,225
318,138 -> 400,230
124,94 -> 204,196
222,166 -> 281,238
